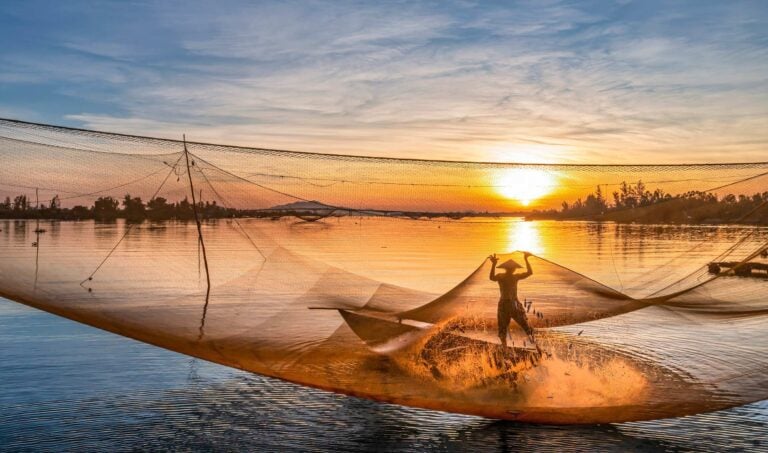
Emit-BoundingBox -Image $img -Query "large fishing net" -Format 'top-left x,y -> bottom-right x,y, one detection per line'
1,118 -> 767,423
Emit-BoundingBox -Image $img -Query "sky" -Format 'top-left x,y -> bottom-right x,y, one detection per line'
1,0 -> 767,164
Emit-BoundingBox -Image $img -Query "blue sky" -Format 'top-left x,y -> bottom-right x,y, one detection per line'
1,0 -> 767,163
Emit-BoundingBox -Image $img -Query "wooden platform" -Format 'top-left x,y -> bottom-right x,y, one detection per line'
708,261 -> 768,277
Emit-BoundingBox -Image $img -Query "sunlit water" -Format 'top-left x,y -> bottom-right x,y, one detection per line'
0,217 -> 766,451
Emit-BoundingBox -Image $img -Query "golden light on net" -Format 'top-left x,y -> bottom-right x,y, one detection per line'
495,168 -> 557,207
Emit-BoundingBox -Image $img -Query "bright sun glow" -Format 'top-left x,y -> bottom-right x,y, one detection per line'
495,168 -> 557,206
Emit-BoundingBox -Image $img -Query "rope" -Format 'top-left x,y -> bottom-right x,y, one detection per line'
243,171 -> 756,190
0,158 -> 178,200
4,117 -> 768,168
195,163 -> 267,261
79,154 -> 185,288
0,132 -> 178,160
735,199 -> 768,222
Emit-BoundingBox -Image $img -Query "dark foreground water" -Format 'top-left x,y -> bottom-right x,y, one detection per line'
0,298 -> 766,452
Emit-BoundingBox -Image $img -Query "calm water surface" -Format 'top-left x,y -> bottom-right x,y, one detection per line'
0,218 -> 766,451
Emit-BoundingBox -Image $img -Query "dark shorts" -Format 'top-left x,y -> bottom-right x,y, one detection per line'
497,299 -> 533,339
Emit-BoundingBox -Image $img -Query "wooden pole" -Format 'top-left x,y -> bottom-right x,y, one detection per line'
183,136 -> 211,336
34,188 -> 40,290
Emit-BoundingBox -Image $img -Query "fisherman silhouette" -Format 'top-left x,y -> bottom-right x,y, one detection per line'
489,252 -> 537,349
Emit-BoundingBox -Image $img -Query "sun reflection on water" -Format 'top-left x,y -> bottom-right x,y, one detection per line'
506,220 -> 544,255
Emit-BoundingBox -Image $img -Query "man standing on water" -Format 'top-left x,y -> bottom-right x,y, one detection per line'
489,252 -> 537,349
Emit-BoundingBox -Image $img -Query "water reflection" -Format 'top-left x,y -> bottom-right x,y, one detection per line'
2,219 -> 768,450
506,220 -> 544,255
0,350 -> 763,452
12,220 -> 27,245
1,222 -> 768,428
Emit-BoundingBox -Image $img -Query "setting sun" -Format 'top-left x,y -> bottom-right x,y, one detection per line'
495,168 -> 557,207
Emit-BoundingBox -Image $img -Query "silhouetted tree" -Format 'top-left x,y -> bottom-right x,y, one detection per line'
175,197 -> 194,220
146,197 -> 172,221
71,205 -> 91,219
94,196 -> 119,221
122,194 -> 146,222
13,195 -> 28,212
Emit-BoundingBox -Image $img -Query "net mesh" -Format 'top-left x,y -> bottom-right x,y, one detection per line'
1,118 -> 767,424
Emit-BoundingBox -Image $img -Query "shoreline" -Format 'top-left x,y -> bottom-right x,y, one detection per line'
1,215 -> 767,227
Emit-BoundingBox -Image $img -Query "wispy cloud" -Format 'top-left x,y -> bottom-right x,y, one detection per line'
1,0 -> 767,163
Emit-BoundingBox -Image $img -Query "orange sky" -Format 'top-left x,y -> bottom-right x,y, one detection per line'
2,2 -> 767,212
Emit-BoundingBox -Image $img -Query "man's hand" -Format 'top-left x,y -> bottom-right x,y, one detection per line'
489,253 -> 499,265
523,251 -> 532,258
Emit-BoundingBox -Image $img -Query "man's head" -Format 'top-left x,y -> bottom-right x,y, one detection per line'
497,259 -> 522,272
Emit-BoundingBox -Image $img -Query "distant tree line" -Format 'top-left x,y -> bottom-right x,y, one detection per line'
0,194 -> 242,221
529,181 -> 768,224
3,183 -> 768,225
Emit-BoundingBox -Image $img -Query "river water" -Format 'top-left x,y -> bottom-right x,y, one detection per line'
0,217 -> 766,451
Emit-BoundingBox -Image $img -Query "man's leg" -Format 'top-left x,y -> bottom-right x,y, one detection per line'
512,302 -> 536,343
497,300 -> 511,347
512,308 -> 542,356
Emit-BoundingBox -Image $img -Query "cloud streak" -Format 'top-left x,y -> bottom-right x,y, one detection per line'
1,0 -> 767,163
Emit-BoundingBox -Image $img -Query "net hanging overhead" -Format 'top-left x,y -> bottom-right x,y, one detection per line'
1,118 -> 767,424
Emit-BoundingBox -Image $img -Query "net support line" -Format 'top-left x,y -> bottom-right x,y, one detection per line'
79,153 -> 185,289
193,159 -> 269,290
194,164 -> 266,261
191,145 -> 768,222
6,116 -> 768,168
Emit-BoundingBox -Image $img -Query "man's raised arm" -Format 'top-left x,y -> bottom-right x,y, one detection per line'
519,252 -> 533,279
489,254 -> 499,281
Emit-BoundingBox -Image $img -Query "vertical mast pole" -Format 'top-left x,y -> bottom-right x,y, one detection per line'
34,188 -> 40,289
183,136 -> 211,310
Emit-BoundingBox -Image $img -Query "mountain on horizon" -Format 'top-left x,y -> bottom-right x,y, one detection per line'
269,200 -> 337,211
